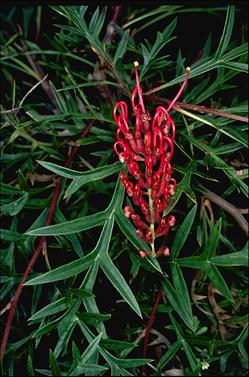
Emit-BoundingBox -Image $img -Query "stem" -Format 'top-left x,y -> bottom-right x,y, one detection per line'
148,188 -> 156,256
0,120 -> 94,359
197,182 -> 249,237
148,95 -> 249,123
141,287 -> 163,376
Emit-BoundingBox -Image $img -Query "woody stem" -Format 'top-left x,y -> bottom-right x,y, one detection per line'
148,188 -> 156,256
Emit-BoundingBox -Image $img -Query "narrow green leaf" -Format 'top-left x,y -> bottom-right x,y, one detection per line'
100,339 -> 136,351
115,208 -> 162,273
179,109 -> 248,147
140,18 -> 177,79
69,364 -> 108,375
68,333 -> 103,376
115,209 -> 150,252
32,317 -> 61,338
214,6 -> 235,59
158,341 -> 181,370
0,229 -> 23,241
25,247 -> 98,286
54,208 -> 84,257
203,218 -> 222,259
171,264 -> 194,328
77,312 -> 111,325
163,161 -> 195,215
236,324 -> 248,361
206,264 -> 233,301
113,30 -> 129,65
168,312 -> 199,373
171,204 -> 197,259
49,350 -> 61,376
162,278 -> 195,331
38,159 -> 120,179
29,298 -> 68,321
219,61 -> 248,73
211,242 -> 248,266
65,163 -> 122,198
80,260 -> 107,337
108,355 -> 153,368
0,192 -> 29,216
25,216 -> 114,285
67,288 -> 93,298
27,354 -> 34,376
99,218 -> 142,318
182,340 -> 199,373
26,209 -> 108,236
177,255 -> 206,268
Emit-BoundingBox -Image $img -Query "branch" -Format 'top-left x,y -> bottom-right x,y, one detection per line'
141,287 -> 163,376
0,120 -> 94,359
197,183 -> 249,237
103,5 -> 122,44
147,95 -> 249,123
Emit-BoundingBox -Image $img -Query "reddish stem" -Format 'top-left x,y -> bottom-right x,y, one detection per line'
141,287 -> 163,376
148,95 -> 249,123
0,120 -> 94,359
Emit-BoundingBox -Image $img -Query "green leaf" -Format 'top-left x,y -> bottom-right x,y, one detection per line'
25,247 -> 99,285
115,209 -> 162,273
25,216 -> 114,310
37,160 -> 121,198
29,298 -> 68,321
54,208 -> 84,257
214,6 -> 235,59
158,340 -> 181,370
0,229 -> 23,241
211,242 -> 248,266
77,312 -> 111,325
179,109 -> 248,147
68,333 -> 103,376
182,340 -> 200,373
115,209 -> 149,252
26,209 -> 108,236
162,277 -> 195,331
80,260 -> 107,337
99,217 -> 142,318
169,313 -> 199,373
100,339 -> 135,351
171,204 -> 197,259
65,163 -> 122,198
236,324 -> 248,361
171,264 -> 194,329
49,350 -> 61,376
27,354 -> 35,376
67,288 -> 93,298
163,161 -> 196,215
140,18 -> 177,79
206,264 -> 233,301
0,192 -> 29,216
113,30 -> 129,65
69,364 -> 108,375
219,61 -> 248,73
106,354 -> 153,368
203,218 -> 222,259
32,317 -> 61,338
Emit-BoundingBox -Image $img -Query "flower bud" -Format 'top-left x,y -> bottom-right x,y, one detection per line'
123,206 -> 134,218
167,215 -> 176,227
139,250 -> 148,258
162,247 -> 170,256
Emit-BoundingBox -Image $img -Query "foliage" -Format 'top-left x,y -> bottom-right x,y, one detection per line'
0,4 -> 248,376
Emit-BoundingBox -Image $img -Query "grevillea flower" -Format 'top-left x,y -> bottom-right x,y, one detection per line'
113,62 -> 190,257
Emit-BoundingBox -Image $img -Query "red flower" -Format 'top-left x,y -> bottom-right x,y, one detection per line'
114,62 -> 190,257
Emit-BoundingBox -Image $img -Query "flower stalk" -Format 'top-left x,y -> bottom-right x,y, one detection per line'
113,62 -> 190,257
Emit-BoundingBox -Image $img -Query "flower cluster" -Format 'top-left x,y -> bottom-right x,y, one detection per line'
114,62 -> 190,257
